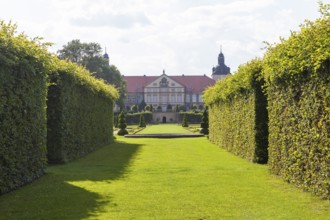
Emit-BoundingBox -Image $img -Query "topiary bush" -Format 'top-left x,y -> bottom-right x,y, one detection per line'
117,111 -> 128,136
139,114 -> 146,128
182,113 -> 188,127
200,108 -> 209,135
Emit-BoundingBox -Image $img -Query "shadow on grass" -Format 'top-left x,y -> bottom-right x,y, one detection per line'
0,141 -> 142,220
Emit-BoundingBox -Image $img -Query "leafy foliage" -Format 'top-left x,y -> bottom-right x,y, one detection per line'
130,104 -> 138,113
58,39 -> 126,110
204,59 -> 268,164
262,3 -> 330,199
0,21 -> 52,194
93,65 -> 127,110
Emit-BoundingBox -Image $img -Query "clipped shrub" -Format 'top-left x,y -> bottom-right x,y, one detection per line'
182,114 -> 188,127
200,108 -> 209,135
0,21 -> 52,194
117,111 -> 128,136
47,59 -> 118,163
204,59 -> 268,164
262,4 -> 330,199
139,114 -> 146,128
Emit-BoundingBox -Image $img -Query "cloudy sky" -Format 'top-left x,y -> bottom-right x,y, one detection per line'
0,0 -> 327,76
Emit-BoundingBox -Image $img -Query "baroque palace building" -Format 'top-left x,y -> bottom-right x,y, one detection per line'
122,47 -> 231,122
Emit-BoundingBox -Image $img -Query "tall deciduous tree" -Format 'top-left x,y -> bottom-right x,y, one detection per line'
58,39 -> 126,110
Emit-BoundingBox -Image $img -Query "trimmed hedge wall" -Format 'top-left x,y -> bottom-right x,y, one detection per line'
47,60 -> 118,163
263,5 -> 329,199
204,59 -> 268,163
0,22 -> 52,194
178,112 -> 203,124
124,112 -> 153,125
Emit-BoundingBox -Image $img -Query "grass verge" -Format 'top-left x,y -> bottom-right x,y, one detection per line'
0,125 -> 329,219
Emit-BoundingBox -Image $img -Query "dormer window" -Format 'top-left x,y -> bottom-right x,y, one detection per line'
159,77 -> 169,87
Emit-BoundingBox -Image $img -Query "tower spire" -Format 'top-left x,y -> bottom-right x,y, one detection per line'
103,46 -> 110,65
220,44 -> 222,53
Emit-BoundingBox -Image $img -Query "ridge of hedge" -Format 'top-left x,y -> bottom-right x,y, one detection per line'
204,58 -> 263,105
52,58 -> 119,100
263,3 -> 330,84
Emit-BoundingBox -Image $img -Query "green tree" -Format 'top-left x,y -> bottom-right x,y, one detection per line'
117,112 -> 128,136
145,105 -> 151,111
93,65 -> 127,110
131,104 -> 138,113
178,105 -> 186,112
182,113 -> 188,127
58,39 -> 127,110
190,104 -> 198,112
200,108 -> 209,134
57,39 -> 85,63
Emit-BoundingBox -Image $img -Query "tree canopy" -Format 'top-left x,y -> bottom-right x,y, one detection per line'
58,39 -> 126,110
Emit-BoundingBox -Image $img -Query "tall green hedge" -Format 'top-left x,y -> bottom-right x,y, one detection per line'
204,59 -> 268,163
0,22 -> 52,194
47,59 -> 118,163
262,4 -> 329,199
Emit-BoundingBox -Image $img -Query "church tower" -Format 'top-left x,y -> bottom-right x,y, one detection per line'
103,47 -> 110,65
212,46 -> 231,81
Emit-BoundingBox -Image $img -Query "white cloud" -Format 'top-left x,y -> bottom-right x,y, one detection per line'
71,12 -> 151,28
0,0 -> 327,76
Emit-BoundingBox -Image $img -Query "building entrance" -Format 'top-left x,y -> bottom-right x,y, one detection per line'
162,116 -> 167,123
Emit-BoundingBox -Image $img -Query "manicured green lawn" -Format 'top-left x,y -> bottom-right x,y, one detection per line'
0,125 -> 329,219
138,124 -> 192,134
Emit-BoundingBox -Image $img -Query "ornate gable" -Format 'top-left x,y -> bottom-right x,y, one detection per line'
145,74 -> 184,89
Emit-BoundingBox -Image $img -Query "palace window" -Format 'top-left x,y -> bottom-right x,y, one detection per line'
192,94 -> 197,102
170,94 -> 175,103
177,94 -> 182,102
153,94 -> 158,102
186,94 -> 190,102
199,95 -> 203,102
146,94 -> 151,103
161,95 -> 167,103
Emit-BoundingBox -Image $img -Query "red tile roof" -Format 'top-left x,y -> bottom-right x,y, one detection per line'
171,75 -> 215,93
124,75 -> 215,93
